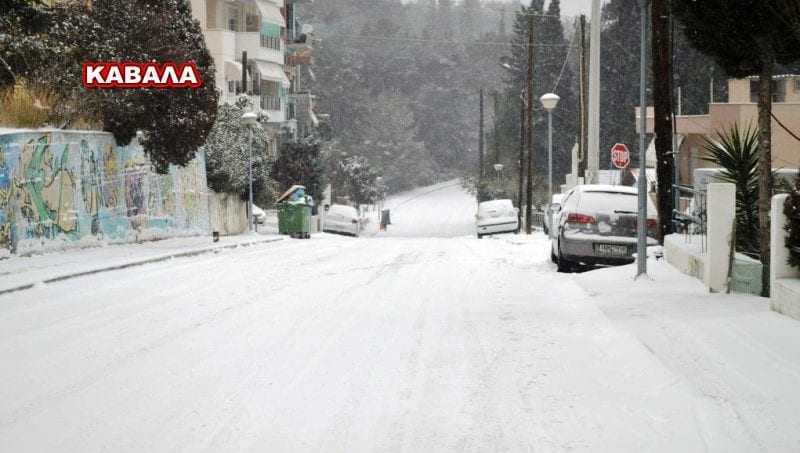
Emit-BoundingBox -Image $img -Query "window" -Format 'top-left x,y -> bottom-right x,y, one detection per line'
244,4 -> 260,32
261,24 -> 283,50
750,79 -> 786,103
227,5 -> 240,32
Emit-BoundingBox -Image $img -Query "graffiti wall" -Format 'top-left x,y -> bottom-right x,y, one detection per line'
0,129 -> 210,255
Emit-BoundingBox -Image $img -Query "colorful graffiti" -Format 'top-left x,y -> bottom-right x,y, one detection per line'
0,130 -> 210,254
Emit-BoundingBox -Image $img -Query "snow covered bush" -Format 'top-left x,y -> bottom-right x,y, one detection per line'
200,97 -> 276,207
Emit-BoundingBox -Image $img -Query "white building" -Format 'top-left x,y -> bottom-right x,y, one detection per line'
189,0 -> 291,128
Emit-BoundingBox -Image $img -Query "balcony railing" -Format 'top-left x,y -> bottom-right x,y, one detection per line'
261,96 -> 281,111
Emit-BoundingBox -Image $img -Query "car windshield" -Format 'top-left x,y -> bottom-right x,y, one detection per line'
579,191 -> 638,212
479,200 -> 513,213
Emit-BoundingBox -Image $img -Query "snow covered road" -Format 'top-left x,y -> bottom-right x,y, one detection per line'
2,183 -> 800,452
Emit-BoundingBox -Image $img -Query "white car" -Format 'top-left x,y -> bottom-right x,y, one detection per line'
476,199 -> 520,238
323,204 -> 361,236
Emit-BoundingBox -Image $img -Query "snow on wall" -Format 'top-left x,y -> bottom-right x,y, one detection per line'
0,129 -> 210,255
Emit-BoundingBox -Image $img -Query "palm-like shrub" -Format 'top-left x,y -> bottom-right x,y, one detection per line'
700,124 -> 760,258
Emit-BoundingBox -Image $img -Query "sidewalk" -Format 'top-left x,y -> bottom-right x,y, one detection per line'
0,233 -> 284,295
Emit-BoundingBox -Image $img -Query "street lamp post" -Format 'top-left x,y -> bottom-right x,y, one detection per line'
241,111 -> 258,232
636,0 -> 649,278
540,93 -> 560,204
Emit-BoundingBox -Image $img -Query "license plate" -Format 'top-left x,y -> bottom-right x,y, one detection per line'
594,243 -> 630,257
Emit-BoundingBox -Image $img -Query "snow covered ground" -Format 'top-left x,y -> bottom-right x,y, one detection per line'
2,183 -> 800,452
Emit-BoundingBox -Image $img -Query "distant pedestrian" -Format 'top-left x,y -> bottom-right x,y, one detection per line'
380,209 -> 391,231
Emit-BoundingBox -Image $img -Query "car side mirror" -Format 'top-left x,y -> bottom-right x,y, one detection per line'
514,207 -> 520,213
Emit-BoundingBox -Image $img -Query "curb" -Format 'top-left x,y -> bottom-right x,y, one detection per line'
0,237 -> 284,297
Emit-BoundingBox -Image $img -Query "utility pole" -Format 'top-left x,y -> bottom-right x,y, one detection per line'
587,0 -> 601,183
525,14 -> 535,234
578,15 -> 589,181
652,0 -> 675,242
478,88 -> 484,200
636,0 -> 649,278
493,91 -> 500,165
241,51 -> 248,95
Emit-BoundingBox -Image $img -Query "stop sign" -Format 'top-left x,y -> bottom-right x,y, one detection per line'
611,143 -> 630,169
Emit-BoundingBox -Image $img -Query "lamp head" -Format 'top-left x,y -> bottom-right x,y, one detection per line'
540,93 -> 560,111
241,111 -> 258,127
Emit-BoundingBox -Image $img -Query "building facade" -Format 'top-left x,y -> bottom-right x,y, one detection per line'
189,0 -> 322,143
638,75 -> 800,186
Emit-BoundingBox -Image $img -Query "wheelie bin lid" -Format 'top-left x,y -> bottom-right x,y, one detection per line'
277,185 -> 307,204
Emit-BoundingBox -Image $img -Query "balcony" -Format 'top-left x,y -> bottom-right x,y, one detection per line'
235,32 -> 283,64
260,95 -> 281,111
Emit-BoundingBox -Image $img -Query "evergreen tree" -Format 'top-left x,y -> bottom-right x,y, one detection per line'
0,0 -> 50,87
271,139 -> 327,203
201,97 -> 275,206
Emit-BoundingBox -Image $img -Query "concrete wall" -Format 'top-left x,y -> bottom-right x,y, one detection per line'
770,194 -> 800,319
0,129 -> 210,255
209,191 -> 248,236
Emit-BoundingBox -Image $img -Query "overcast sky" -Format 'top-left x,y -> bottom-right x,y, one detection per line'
497,0 -> 592,18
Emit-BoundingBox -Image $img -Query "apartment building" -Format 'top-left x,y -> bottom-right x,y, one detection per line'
637,75 -> 800,186
189,0 -> 290,128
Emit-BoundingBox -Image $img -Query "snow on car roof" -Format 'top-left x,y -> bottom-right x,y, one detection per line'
479,199 -> 514,209
576,184 -> 638,195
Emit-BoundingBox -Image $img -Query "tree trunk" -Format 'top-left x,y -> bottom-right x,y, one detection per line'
651,0 -> 675,243
757,62 -> 773,297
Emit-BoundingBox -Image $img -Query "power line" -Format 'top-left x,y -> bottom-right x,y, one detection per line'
317,32 -> 575,49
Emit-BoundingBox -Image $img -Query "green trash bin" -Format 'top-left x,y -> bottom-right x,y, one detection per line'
278,202 -> 312,238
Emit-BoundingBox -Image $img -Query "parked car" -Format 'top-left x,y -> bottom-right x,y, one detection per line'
544,193 -> 564,236
323,204 -> 361,236
550,185 -> 658,271
252,205 -> 267,225
476,199 -> 519,238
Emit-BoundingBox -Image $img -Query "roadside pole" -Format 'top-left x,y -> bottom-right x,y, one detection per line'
478,88 -> 485,201
636,0 -> 649,278
525,14 -> 535,234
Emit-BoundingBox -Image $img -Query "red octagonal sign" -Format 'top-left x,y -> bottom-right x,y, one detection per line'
611,143 -> 630,169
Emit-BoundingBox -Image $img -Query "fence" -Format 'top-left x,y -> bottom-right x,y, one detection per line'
530,210 -> 545,230
672,184 -> 707,253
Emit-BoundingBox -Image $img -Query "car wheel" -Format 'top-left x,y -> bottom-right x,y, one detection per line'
556,239 -> 573,272
477,233 -> 483,239
551,249 -> 558,264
